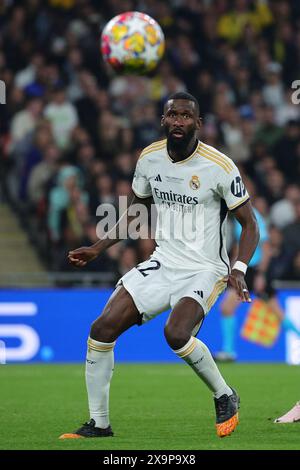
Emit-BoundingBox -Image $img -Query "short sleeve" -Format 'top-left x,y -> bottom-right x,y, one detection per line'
132,156 -> 152,198
216,163 -> 250,211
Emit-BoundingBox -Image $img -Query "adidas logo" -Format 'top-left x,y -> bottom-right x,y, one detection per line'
154,174 -> 162,182
194,290 -> 204,298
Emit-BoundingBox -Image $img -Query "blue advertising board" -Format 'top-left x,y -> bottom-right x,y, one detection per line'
0,289 -> 299,363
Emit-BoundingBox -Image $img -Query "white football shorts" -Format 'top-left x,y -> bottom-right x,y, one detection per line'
117,257 -> 228,329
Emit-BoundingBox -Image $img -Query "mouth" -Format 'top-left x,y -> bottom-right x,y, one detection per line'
171,129 -> 185,138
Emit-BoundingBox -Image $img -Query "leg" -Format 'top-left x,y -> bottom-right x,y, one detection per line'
60,285 -> 140,439
164,296 -> 203,349
217,289 -> 240,360
274,401 -> 300,423
164,297 -> 239,437
90,284 -> 141,342
164,297 -> 233,396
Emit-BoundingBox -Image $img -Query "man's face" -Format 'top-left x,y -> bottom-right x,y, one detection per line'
162,99 -> 201,147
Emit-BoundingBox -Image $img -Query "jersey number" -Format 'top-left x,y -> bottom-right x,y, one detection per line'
137,260 -> 161,277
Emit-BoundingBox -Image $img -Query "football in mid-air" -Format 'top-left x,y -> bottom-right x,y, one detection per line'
101,11 -> 165,74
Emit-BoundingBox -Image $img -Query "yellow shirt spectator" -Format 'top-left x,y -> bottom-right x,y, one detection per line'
217,0 -> 273,43
48,0 -> 75,8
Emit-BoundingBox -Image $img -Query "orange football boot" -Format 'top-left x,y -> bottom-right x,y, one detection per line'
214,388 -> 240,437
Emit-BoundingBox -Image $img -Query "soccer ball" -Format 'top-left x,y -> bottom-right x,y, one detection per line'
101,11 -> 165,74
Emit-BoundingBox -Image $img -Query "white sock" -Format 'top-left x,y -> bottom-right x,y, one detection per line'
173,337 -> 232,398
85,337 -> 115,429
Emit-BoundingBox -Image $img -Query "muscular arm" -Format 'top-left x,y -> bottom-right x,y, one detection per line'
232,201 -> 260,265
229,201 -> 260,302
68,192 -> 152,267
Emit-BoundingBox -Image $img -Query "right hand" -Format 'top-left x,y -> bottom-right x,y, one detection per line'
228,269 -> 252,303
68,246 -> 99,267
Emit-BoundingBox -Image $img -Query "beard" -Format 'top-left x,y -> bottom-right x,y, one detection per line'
165,127 -> 196,153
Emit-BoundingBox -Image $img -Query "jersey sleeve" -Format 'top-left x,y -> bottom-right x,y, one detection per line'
132,156 -> 152,198
216,163 -> 250,211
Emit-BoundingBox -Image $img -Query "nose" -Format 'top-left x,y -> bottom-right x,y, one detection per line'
173,116 -> 184,127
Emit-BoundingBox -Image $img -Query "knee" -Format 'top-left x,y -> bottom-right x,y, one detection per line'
164,324 -> 190,350
90,316 -> 116,343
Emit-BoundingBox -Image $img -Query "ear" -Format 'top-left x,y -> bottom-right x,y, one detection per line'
196,117 -> 202,130
161,115 -> 165,127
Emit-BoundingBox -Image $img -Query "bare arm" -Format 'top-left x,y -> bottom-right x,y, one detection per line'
228,201 -> 260,302
68,192 -> 152,267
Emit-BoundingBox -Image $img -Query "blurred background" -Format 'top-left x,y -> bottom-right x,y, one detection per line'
0,0 -> 300,364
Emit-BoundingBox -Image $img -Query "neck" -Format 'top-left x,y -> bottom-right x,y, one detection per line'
167,138 -> 198,162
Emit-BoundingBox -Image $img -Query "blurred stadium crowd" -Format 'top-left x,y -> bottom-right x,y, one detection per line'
0,0 -> 300,283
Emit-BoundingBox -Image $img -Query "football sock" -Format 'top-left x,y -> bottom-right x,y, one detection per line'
85,337 -> 115,429
221,315 -> 236,355
174,337 -> 232,398
282,317 -> 300,337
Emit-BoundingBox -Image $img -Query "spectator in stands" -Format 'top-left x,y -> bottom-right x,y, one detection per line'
220,106 -> 251,163
97,111 -> 123,159
285,251 -> 300,281
133,102 -> 161,149
113,153 -> 135,182
19,122 -> 54,200
283,199 -> 300,257
275,90 -> 300,126
118,245 -> 138,276
48,165 -> 88,242
270,184 -> 300,229
263,169 -> 286,205
254,106 -> 283,149
27,144 -> 61,208
217,0 -> 273,44
262,62 -> 285,110
44,86 -> 79,150
274,120 -> 300,183
1,0 -> 300,283
89,173 -> 115,216
10,96 -> 43,151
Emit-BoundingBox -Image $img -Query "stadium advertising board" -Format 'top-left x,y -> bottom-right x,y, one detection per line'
0,289 -> 297,364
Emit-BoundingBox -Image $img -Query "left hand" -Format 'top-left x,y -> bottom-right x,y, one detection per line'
228,269 -> 252,303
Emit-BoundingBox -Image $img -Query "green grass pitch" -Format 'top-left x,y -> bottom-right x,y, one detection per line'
0,363 -> 300,450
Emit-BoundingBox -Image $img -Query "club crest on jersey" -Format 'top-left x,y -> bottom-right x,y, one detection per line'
189,175 -> 200,190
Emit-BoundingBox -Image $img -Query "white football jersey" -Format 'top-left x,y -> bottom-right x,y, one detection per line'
132,139 -> 249,275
